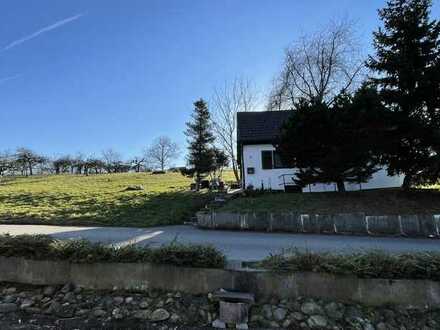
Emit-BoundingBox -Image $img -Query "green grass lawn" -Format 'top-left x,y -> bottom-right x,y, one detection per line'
221,188 -> 440,215
0,172 -> 220,227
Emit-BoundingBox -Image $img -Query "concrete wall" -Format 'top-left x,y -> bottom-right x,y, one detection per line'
242,144 -> 404,192
197,212 -> 440,238
0,256 -> 439,309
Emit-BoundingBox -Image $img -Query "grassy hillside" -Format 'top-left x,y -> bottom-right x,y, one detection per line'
0,172 -> 218,227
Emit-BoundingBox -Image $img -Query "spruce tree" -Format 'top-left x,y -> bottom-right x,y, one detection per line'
185,99 -> 216,190
367,0 -> 440,188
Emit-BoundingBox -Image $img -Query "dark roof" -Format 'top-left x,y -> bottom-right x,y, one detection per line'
237,111 -> 293,144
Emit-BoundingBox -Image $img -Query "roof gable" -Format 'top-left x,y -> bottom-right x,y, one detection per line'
237,111 -> 293,144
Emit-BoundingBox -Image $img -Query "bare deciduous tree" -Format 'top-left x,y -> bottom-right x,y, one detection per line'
131,156 -> 146,173
53,155 -> 73,174
268,19 -> 364,109
101,148 -> 123,173
211,77 -> 258,182
147,136 -> 179,171
15,147 -> 45,176
0,150 -> 13,177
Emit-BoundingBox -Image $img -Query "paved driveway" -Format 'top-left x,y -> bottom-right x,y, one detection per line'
0,224 -> 439,261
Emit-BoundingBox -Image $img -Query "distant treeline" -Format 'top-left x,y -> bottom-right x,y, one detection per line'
0,147 -> 147,176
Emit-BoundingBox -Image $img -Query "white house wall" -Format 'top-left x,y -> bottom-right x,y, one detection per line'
242,144 -> 404,192
243,144 -> 296,190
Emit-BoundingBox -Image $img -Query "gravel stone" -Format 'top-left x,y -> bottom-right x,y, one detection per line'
0,303 -> 18,313
301,302 -> 324,315
307,314 -> 328,328
150,308 -> 170,322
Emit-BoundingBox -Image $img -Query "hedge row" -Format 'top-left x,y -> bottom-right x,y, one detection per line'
0,234 -> 226,269
259,249 -> 440,281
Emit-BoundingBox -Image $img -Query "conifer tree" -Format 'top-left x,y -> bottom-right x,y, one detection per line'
367,0 -> 440,188
185,99 -> 216,190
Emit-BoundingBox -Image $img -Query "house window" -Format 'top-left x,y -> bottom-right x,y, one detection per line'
261,150 -> 289,170
261,151 -> 273,170
274,151 -> 288,169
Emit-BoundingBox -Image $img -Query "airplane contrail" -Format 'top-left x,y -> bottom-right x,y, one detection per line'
0,74 -> 21,85
2,13 -> 86,52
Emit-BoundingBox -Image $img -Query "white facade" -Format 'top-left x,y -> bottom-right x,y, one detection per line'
242,144 -> 404,192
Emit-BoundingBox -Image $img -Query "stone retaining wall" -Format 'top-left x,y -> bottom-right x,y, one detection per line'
197,212 -> 440,237
0,257 -> 439,309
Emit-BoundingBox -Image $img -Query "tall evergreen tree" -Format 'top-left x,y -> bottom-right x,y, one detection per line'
279,86 -> 386,192
367,0 -> 440,188
185,99 -> 216,190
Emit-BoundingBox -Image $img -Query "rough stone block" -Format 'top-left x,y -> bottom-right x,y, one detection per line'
248,213 -> 270,231
212,319 -> 226,329
400,215 -> 422,236
196,212 -> 213,228
435,215 -> 440,237
270,213 -> 301,233
333,213 -> 367,234
366,216 -> 400,235
239,214 -> 249,230
214,212 -> 241,230
315,215 -> 335,233
419,214 -> 438,238
302,215 -> 321,233
219,301 -> 249,324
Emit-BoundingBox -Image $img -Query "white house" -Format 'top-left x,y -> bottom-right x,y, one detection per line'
237,111 -> 403,192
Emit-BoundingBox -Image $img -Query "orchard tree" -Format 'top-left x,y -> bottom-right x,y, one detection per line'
53,156 -> 73,174
0,151 -> 13,176
15,148 -> 45,176
185,99 -> 216,190
367,0 -> 440,188
131,156 -> 146,173
101,149 -> 122,173
147,136 -> 179,171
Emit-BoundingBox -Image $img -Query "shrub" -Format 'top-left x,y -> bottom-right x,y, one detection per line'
0,234 -> 54,259
150,243 -> 226,268
0,234 -> 225,269
259,249 -> 440,281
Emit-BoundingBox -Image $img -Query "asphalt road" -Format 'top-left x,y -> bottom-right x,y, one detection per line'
0,224 -> 439,261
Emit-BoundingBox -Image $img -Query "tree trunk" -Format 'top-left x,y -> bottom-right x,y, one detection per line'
232,160 -> 240,183
28,164 -> 33,176
195,173 -> 201,191
402,174 -> 413,191
336,180 -> 345,192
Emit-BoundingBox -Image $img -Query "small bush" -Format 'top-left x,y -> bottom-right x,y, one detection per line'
0,234 -> 54,259
150,243 -> 226,268
259,249 -> 440,281
0,234 -> 225,269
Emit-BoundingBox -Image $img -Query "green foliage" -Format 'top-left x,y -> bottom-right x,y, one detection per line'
0,234 -> 226,269
279,86 -> 388,191
0,172 -> 216,227
148,242 -> 226,268
0,234 -> 55,259
367,0 -> 440,188
185,99 -> 216,187
260,249 -> 440,281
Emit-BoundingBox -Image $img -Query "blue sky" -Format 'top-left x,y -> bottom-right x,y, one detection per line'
1,0 -> 439,165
